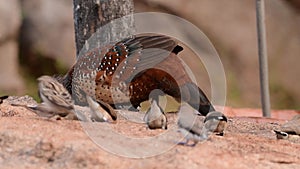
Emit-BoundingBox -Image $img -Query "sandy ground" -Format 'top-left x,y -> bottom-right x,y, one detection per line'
0,96 -> 300,169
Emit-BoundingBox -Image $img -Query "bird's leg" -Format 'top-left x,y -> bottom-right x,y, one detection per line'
189,141 -> 198,147
177,139 -> 198,147
177,139 -> 189,146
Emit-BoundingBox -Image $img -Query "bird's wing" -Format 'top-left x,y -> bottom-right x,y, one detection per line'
95,35 -> 180,84
179,83 -> 215,116
178,103 -> 204,135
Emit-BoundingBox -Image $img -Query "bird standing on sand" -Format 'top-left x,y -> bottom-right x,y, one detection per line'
177,103 -> 208,146
144,99 -> 167,130
274,114 -> 300,140
32,75 -> 77,119
204,111 -> 228,136
177,103 -> 228,146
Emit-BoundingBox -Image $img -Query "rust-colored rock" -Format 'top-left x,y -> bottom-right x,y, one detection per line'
0,96 -> 300,168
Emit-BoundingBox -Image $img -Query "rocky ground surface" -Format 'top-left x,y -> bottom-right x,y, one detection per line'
0,96 -> 300,169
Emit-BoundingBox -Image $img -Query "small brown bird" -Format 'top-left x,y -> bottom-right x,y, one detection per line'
34,75 -> 77,119
274,114 -> 300,140
38,76 -> 74,112
204,111 -> 228,136
144,99 -> 167,130
177,103 -> 209,146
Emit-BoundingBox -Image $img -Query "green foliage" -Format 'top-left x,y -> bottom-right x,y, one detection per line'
226,72 -> 242,107
18,51 -> 70,103
270,83 -> 299,110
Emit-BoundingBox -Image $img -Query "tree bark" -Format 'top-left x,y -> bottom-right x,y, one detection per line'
73,0 -> 134,59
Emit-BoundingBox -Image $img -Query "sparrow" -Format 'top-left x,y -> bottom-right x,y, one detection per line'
35,75 -> 77,119
177,103 -> 209,146
37,76 -> 99,121
144,99 -> 167,130
38,76 -> 74,115
10,76 -> 93,121
204,111 -> 228,136
274,114 -> 300,141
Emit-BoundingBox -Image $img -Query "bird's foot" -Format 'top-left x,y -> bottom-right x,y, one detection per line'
177,140 -> 197,147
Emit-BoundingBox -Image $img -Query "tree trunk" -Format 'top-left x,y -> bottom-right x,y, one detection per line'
73,0 -> 134,59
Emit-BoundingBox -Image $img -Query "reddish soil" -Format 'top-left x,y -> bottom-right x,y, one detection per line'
0,96 -> 300,169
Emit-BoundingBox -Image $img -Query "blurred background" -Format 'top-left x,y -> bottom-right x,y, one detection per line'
0,0 -> 299,110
